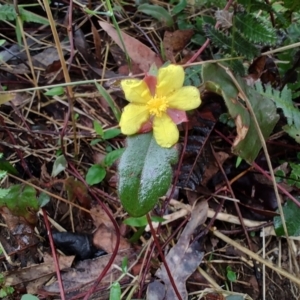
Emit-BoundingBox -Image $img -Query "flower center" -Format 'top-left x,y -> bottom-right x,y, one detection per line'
147,95 -> 168,117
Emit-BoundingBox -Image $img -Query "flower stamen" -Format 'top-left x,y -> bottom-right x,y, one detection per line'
147,96 -> 168,117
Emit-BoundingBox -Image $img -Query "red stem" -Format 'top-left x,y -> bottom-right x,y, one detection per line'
42,209 -> 66,300
146,214 -> 183,300
187,0 -> 235,64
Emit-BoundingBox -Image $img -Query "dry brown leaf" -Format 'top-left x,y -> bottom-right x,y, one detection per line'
99,21 -> 163,73
41,248 -> 136,295
4,253 -> 74,287
163,29 -> 194,63
91,22 -> 102,62
215,9 -> 233,29
150,200 -> 208,300
233,114 -> 249,147
93,223 -> 130,253
90,205 -> 114,229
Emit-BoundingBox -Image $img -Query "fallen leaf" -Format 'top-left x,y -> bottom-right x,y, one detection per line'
93,223 -> 130,253
41,248 -> 136,295
91,21 -> 102,62
150,200 -> 208,300
215,9 -> 233,29
90,205 -> 114,229
4,253 -> 74,287
99,21 -> 163,73
163,29 -> 194,62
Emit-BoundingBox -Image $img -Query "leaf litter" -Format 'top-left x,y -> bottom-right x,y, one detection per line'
0,1 -> 300,300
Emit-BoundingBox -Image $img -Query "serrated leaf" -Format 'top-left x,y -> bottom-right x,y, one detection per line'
0,188 -> 9,199
274,198 -> 300,236
19,7 -> 49,25
0,4 -> 16,21
86,164 -> 106,185
0,184 -> 39,224
203,24 -> 258,59
104,148 -> 125,167
51,155 -> 67,177
0,4 -> 49,25
202,63 -> 279,163
235,13 -> 277,45
138,4 -> 173,27
44,86 -> 64,96
255,83 -> 300,143
118,132 -> 178,217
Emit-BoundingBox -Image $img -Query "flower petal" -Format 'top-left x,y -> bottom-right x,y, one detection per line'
121,79 -> 151,104
156,65 -> 185,97
120,104 -> 150,135
167,108 -> 188,124
167,86 -> 201,111
153,113 -> 179,148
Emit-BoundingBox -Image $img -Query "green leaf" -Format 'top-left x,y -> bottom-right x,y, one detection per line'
90,138 -> 102,146
172,0 -> 187,15
255,83 -> 300,143
121,256 -> 128,273
103,128 -> 121,140
274,198 -> 300,236
109,282 -> 121,300
234,13 -> 277,45
202,63 -> 279,163
203,24 -> 258,59
19,7 -> 49,25
104,148 -> 125,167
184,66 -> 202,87
123,215 -> 165,227
93,120 -> 104,136
51,155 -> 67,177
118,132 -> 178,217
0,184 -> 39,224
0,188 -> 9,199
226,266 -> 237,282
0,157 -> 18,175
38,192 -> 50,207
21,295 -> 39,300
0,4 -> 16,21
0,4 -> 49,26
86,164 -> 106,185
123,216 -> 148,227
138,4 -> 174,27
44,86 -> 64,96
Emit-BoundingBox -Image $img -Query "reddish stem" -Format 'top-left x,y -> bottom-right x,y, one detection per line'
146,214 -> 183,300
68,163 -> 120,300
187,0 -> 235,64
214,129 -> 300,208
42,209 -> 66,300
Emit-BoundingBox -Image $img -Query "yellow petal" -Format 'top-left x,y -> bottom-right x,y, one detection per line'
121,79 -> 151,104
167,86 -> 201,111
153,114 -> 179,148
156,65 -> 185,97
120,104 -> 150,135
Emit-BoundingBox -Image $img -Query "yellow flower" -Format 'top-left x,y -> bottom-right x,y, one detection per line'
119,64 -> 201,148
